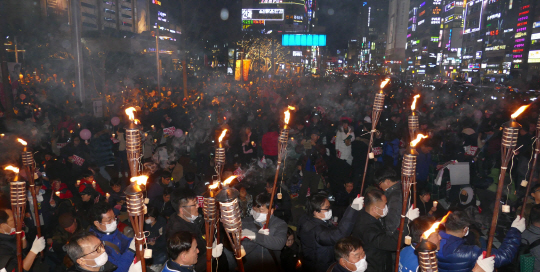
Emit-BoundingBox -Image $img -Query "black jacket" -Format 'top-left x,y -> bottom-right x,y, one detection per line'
297,206 -> 359,272
165,213 -> 206,272
0,233 -> 18,272
383,182 -> 402,234
352,209 -> 401,272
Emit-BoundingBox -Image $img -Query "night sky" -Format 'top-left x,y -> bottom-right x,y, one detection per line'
318,0 -> 361,52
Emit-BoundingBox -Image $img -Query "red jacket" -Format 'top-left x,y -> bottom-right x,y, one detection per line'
262,131 -> 279,156
79,179 -> 105,196
53,183 -> 74,199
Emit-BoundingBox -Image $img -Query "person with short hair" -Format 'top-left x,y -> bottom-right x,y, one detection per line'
144,206 -> 167,265
149,187 -> 175,219
161,231 -> 199,272
521,204 -> 540,271
166,189 -> 207,271
50,212 -> 87,259
88,202 -> 135,272
79,170 -> 105,196
177,172 -> 205,196
148,171 -> 174,201
352,189 -> 418,272
400,216 -> 494,272
518,183 -> 540,224
0,208 -> 46,272
374,167 -> 402,234
329,236 -> 367,272
298,192 -> 363,272
65,231 -> 118,272
240,192 -> 288,272
436,211 -> 523,272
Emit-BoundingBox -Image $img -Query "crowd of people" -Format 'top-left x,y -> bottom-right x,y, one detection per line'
0,73 -> 539,272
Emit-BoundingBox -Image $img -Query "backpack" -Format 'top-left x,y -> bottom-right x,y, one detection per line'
520,238 -> 540,272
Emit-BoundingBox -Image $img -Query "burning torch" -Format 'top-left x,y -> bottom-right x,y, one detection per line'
215,129 -> 227,185
394,134 -> 427,272
266,106 -> 294,228
6,166 -> 26,272
408,96 -> 420,208
18,138 -> 43,248
361,78 -> 388,195
125,107 -> 141,177
203,181 -> 221,272
521,114 -> 540,218
215,176 -> 245,272
124,175 -> 149,272
486,105 -> 528,256
415,212 -> 451,272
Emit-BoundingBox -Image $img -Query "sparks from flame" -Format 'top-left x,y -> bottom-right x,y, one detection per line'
288,106 -> 296,110
411,95 -> 420,111
380,78 -> 390,89
17,138 -> 27,146
4,166 -> 19,173
130,175 -> 149,186
125,107 -> 136,121
511,105 -> 529,119
422,212 -> 451,239
411,134 -> 428,147
223,175 -> 237,186
219,129 -> 227,143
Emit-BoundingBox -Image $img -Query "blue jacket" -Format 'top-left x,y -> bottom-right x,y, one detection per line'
437,228 -> 521,272
161,259 -> 194,272
89,226 -> 135,272
398,245 -> 418,272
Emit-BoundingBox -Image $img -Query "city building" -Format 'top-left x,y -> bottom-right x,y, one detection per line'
241,0 -> 310,33
439,0 -> 464,78
355,0 -> 389,72
386,0 -> 410,73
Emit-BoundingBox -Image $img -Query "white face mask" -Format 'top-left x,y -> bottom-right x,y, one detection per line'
251,210 -> 268,223
1,224 -> 15,235
83,252 -> 108,268
183,208 -> 198,222
346,257 -> 368,272
375,205 -> 389,218
102,220 -> 117,233
322,209 -> 333,221
145,219 -> 153,224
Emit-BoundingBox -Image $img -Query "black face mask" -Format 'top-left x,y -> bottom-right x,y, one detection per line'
459,194 -> 468,203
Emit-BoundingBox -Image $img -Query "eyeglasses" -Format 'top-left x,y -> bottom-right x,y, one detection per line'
181,204 -> 197,209
78,242 -> 105,259
320,208 -> 331,211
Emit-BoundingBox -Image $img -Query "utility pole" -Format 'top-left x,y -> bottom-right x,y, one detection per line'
71,0 -> 85,103
155,28 -> 161,93
181,0 -> 188,98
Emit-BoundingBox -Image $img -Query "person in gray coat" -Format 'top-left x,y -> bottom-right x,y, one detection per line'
522,204 -> 540,271
241,193 -> 288,272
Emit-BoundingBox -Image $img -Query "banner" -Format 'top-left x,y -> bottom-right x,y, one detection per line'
243,59 -> 251,81
163,126 -> 176,136
235,60 -> 242,81
72,155 -> 85,166
197,196 -> 204,208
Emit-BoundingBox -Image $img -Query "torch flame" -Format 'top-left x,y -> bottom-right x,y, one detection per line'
134,119 -> 141,125
219,129 -> 227,143
284,110 -> 291,125
511,105 -> 529,119
4,166 -> 19,174
411,134 -> 428,147
422,212 -> 451,239
130,175 -> 149,186
223,175 -> 237,186
380,78 -> 390,89
411,94 -> 420,111
288,106 -> 296,110
17,138 -> 27,146
125,107 -> 136,121
209,182 -> 219,190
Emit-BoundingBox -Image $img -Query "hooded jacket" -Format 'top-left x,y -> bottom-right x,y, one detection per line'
436,228 -> 521,272
297,206 -> 358,272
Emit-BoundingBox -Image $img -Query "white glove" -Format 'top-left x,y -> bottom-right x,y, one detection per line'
212,242 -> 223,258
242,229 -> 256,240
240,245 -> 246,258
511,216 -> 526,233
30,236 -> 46,254
476,254 -> 495,272
128,260 -> 142,272
351,196 -> 364,211
129,238 -> 136,251
406,207 -> 420,221
258,228 -> 270,235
